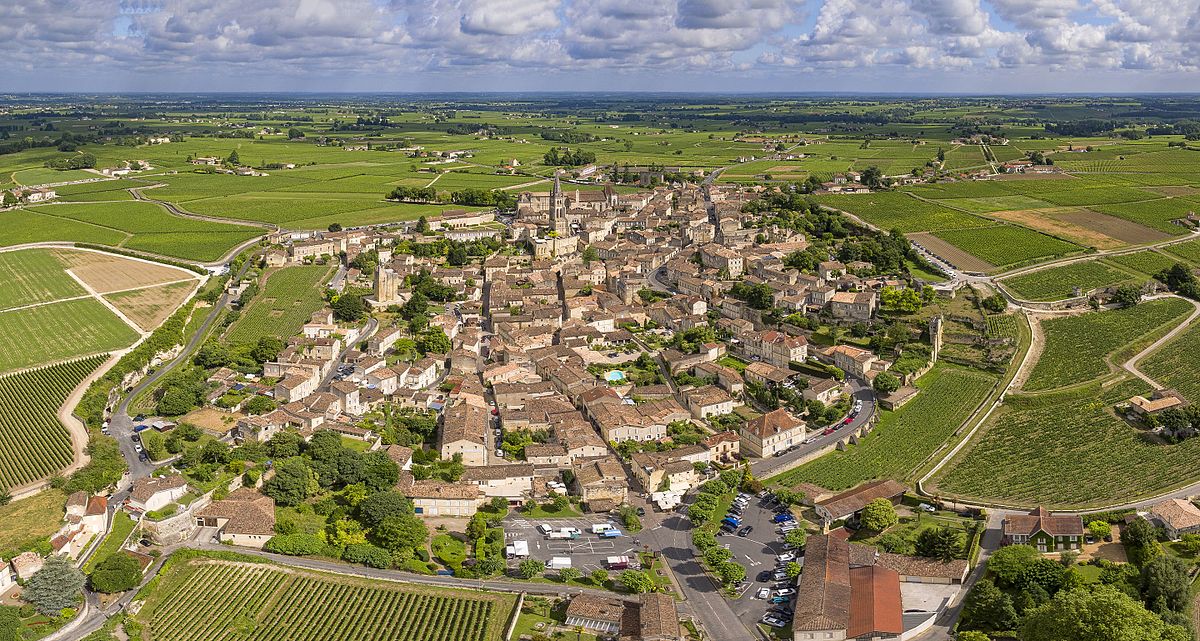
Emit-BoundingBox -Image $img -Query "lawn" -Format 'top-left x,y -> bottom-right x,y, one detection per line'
770,365 -> 996,491
83,511 -> 138,572
1022,297 -> 1193,392
930,225 -> 1083,270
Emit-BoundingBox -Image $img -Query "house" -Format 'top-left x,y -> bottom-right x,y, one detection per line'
630,451 -> 697,494
827,344 -> 891,380
128,475 -> 189,513
401,477 -> 482,517
830,291 -> 877,321
792,534 -> 902,641
1149,499 -> 1200,540
742,330 -> 808,369
572,457 -> 629,510
439,401 -> 490,466
1002,507 -> 1084,552
384,445 -> 414,471
565,593 -> 682,641
11,552 -> 43,581
802,377 -> 844,405
1127,389 -> 1187,418
682,385 -> 735,419
814,479 -> 907,528
703,431 -> 740,463
739,408 -> 806,458
194,488 -> 277,549
0,559 -> 13,592
462,464 -> 535,504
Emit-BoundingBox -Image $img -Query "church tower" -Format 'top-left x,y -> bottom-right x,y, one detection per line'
549,172 -> 567,236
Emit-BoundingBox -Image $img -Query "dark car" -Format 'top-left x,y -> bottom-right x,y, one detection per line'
737,526 -> 753,537
757,570 -> 772,583
134,414 -> 145,422
636,507 -> 646,517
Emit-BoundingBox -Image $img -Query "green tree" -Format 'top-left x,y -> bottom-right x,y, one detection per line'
466,513 -> 488,541
333,293 -> 366,322
416,216 -> 430,233
859,498 -> 899,532
488,496 -> 508,513
558,567 -> 582,583
872,372 -> 901,396
620,569 -> 657,593
987,544 -> 1040,587
717,561 -> 746,587
1141,555 -> 1191,613
1018,558 -> 1066,595
915,526 -> 964,561
22,557 -> 85,615
1087,521 -> 1112,541
418,327 -> 452,355
263,457 -> 319,506
519,559 -> 546,579
959,579 -> 1018,632
228,149 -> 240,165
356,491 -> 413,529
1122,517 -> 1158,548
1020,586 -> 1190,641
288,128 -> 304,139
784,562 -> 803,579
981,293 -> 1007,313
244,395 -> 276,415
89,553 -> 142,594
957,632 -> 991,641
591,569 -> 610,586
704,547 -> 732,566
1111,284 -> 1142,308
371,513 -> 428,552
784,528 -> 808,548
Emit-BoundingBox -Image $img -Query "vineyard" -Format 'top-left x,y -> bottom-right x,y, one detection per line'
0,298 -> 140,373
985,314 -> 1022,341
1165,238 -> 1200,265
0,356 -> 105,489
0,249 -> 85,312
1001,260 -> 1133,302
1141,321 -> 1200,404
813,192 -> 983,233
930,224 -> 1082,270
934,379 -> 1200,508
140,558 -> 516,641
1103,250 -> 1179,277
224,264 -> 334,346
1023,297 -> 1193,392
770,366 -> 996,491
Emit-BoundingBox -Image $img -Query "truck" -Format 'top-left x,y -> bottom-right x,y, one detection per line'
546,529 -> 580,540
505,540 -> 529,559
605,555 -> 633,570
599,528 -> 622,539
592,523 -> 615,534
548,557 -> 573,570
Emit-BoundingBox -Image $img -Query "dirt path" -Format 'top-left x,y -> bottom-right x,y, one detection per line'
66,268 -> 149,336
1122,295 -> 1200,389
1010,312 -> 1044,391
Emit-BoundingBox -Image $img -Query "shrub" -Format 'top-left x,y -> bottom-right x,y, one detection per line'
263,533 -> 325,556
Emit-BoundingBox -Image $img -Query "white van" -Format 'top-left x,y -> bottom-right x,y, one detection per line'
592,523 -> 614,534
536,524 -> 553,535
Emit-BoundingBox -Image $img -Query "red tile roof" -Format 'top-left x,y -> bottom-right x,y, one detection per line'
847,565 -> 903,639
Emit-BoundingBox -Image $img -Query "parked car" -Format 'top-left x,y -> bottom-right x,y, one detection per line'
756,588 -> 770,599
777,553 -> 796,563
636,507 -> 646,516
761,616 -> 787,629
774,588 -> 796,597
737,526 -> 753,537
842,417 -> 853,426
822,427 -> 835,435
756,570 -> 772,582
918,503 -> 937,513
769,595 -> 790,604
772,570 -> 788,581
772,513 -> 795,524
537,524 -> 553,535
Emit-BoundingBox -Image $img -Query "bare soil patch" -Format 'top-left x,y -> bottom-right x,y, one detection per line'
1052,208 -> 1171,245
180,407 -> 242,436
989,173 -> 1078,182
1149,185 -> 1200,197
52,248 -> 196,293
908,232 -> 996,272
104,280 -> 197,331
987,207 -> 1127,250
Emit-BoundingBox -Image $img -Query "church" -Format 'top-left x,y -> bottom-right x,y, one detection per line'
525,174 -> 584,259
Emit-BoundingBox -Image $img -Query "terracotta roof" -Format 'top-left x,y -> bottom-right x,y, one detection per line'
130,475 -> 187,503
817,479 -> 906,522
1151,499 -> 1200,532
403,480 -> 482,500
384,445 -> 414,465
1003,507 -> 1084,538
566,594 -> 627,624
86,495 -> 108,516
624,593 -> 680,641
462,463 -> 535,482
793,534 -> 851,632
847,565 -> 903,639
440,401 -> 489,446
742,408 -> 804,438
847,543 -> 969,581
194,488 -> 276,536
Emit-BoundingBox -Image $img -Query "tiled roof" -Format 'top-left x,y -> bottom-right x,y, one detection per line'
742,408 -> 804,438
847,565 -> 903,639
793,534 -> 851,632
1003,507 -> 1084,537
817,479 -> 906,522
130,474 -> 187,503
195,488 -> 276,536
1151,499 -> 1200,531
566,594 -> 626,624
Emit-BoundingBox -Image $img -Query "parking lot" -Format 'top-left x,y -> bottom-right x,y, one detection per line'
503,515 -> 647,573
715,492 -> 805,632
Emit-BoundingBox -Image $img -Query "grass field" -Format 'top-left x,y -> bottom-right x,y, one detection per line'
770,366 -> 996,491
1022,297 -> 1193,392
1001,261 -> 1135,301
934,379 -> 1200,508
225,264 -> 333,345
0,356 -> 105,489
139,557 -> 517,641
0,298 -> 138,372
0,249 -> 86,312
0,489 -> 66,557
930,225 -> 1082,270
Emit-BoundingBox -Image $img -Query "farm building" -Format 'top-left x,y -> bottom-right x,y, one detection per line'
1002,507 -> 1084,552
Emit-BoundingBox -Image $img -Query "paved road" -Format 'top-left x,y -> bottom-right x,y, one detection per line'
751,376 -> 876,479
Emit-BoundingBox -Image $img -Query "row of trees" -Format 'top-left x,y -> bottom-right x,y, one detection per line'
543,147 -> 595,167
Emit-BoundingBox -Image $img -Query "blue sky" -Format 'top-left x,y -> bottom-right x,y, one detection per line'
2,0 -> 1196,92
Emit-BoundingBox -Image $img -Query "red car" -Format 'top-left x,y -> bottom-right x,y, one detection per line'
822,427 -> 835,436
842,417 -> 853,426
491,408 -> 499,416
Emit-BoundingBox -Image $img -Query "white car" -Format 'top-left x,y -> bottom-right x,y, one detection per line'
919,503 -> 937,513
777,553 -> 796,563
773,588 -> 796,597
761,616 -> 788,629
537,524 -> 553,535
756,588 -> 770,599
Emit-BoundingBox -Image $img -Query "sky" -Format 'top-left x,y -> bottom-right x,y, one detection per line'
2,0 -> 1198,93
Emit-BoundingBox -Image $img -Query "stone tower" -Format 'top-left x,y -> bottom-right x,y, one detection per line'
549,173 -> 567,236
374,266 -> 402,305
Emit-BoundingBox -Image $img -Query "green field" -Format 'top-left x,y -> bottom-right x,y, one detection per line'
935,379 -> 1200,508
770,366 -> 996,491
931,225 -> 1082,270
1001,261 -> 1134,301
0,249 -> 86,312
813,192 -> 984,232
1023,297 -> 1193,392
0,356 -> 105,489
0,298 -> 139,372
1141,321 -> 1200,403
139,557 -> 517,641
225,264 -> 333,345
1103,250 -> 1179,277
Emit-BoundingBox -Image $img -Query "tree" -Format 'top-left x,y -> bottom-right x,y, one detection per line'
288,128 -> 304,139
859,498 -> 899,532
416,216 -> 430,233
228,149 -> 240,165
717,561 -> 746,587
784,528 -> 808,548
915,526 -> 964,561
558,567 -> 582,583
981,293 -> 1007,313
872,372 -> 901,396
704,546 -> 732,566
784,561 -> 803,579
959,579 -> 1018,632
1141,555 -> 1191,613
1018,557 -> 1066,595
987,544 -> 1040,587
1123,517 -> 1158,549
263,457 -> 318,507
1087,521 -> 1112,541
371,513 -> 428,552
860,166 -> 885,189
0,606 -> 19,641
1111,284 -> 1142,308
333,293 -> 366,322
1020,585 -> 1189,641
591,569 -> 610,586
519,559 -> 546,579
620,569 -> 657,593
89,553 -> 142,593
22,557 -> 85,615
582,245 -> 599,266
244,395 -> 276,415
880,286 -> 921,313
957,633 -> 990,641
418,327 -> 452,355
327,223 -> 342,232
447,243 -> 469,267
489,496 -> 508,513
